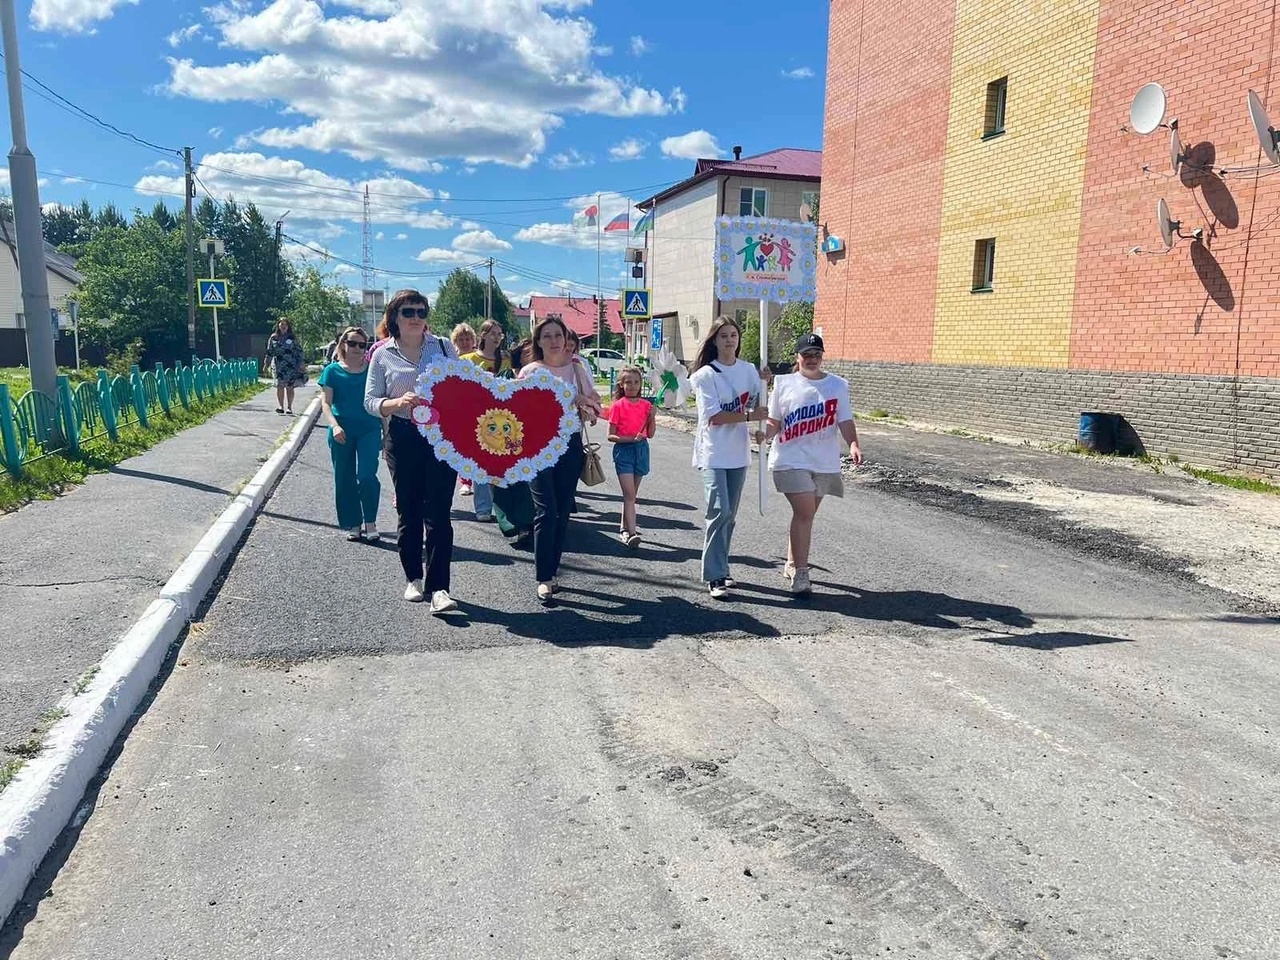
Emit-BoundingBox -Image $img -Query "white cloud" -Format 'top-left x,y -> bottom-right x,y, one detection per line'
135,151 -> 454,231
452,229 -> 512,253
416,247 -> 477,264
208,126 -> 225,140
514,191 -> 634,250
168,23 -> 202,47
148,159 -> 181,172
629,35 -> 650,56
30,0 -> 138,33
395,233 -> 409,240
609,138 -> 646,161
781,66 -> 814,80
548,149 -> 593,170
165,0 -> 685,170
375,231 -> 385,240
661,130 -> 721,160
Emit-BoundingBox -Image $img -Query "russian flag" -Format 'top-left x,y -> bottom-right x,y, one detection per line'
604,210 -> 629,233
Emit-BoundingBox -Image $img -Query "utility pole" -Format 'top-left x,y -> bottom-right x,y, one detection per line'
184,147 -> 196,350
485,257 -> 493,323
1,0 -> 55,399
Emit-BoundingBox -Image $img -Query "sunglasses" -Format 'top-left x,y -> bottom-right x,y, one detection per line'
399,306 -> 429,319
346,339 -> 369,348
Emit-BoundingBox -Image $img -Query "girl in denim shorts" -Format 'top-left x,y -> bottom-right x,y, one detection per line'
607,366 -> 657,548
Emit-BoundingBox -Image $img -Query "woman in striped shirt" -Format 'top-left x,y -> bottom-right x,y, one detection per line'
363,289 -> 460,614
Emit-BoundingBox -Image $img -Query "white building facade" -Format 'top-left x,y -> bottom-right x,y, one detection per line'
638,148 -> 820,363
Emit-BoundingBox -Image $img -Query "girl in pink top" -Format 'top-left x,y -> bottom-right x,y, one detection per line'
607,366 -> 656,547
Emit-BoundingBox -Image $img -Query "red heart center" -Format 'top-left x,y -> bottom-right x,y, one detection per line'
432,377 -> 566,478
759,241 -> 775,256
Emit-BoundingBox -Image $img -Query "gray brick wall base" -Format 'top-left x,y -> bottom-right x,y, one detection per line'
826,361 -> 1280,479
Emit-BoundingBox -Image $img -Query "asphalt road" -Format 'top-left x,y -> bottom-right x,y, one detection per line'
3,421 -> 1277,959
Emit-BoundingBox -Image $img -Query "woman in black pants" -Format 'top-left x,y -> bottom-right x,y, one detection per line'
517,317 -> 603,604
363,289 -> 460,614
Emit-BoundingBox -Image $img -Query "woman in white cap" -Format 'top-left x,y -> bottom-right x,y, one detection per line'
764,333 -> 862,596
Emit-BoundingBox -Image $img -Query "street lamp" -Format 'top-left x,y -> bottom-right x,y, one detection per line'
201,237 -> 225,360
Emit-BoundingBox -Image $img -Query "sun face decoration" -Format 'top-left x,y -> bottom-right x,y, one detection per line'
475,407 -> 524,456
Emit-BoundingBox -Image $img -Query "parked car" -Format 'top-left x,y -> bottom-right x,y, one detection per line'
579,348 -> 627,375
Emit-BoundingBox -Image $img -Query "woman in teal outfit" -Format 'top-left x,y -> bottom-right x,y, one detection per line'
318,326 -> 382,540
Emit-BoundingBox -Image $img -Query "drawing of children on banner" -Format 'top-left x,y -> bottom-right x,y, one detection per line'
716,216 -> 818,303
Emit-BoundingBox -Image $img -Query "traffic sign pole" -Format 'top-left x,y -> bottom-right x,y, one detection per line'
209,249 -> 221,361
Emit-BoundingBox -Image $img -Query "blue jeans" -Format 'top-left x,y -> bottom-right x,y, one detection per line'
328,425 -> 381,530
701,466 -> 746,583
473,480 -> 493,516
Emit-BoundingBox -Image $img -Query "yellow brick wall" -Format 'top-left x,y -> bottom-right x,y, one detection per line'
932,0 -> 1102,367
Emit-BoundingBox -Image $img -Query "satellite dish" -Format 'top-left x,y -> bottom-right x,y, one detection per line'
1169,122 -> 1185,174
799,201 -> 813,222
1130,83 -> 1167,134
1157,198 -> 1176,249
1247,89 -> 1280,166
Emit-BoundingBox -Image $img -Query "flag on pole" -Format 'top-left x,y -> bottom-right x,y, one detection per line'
573,204 -> 599,228
604,210 -> 630,233
632,210 -> 653,237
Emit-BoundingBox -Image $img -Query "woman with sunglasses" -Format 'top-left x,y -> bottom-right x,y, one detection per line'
518,317 -> 602,603
364,290 -> 461,613
318,326 -> 382,540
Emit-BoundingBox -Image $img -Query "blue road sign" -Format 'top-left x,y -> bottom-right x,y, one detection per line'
650,316 -> 663,350
198,279 -> 230,308
622,288 -> 651,320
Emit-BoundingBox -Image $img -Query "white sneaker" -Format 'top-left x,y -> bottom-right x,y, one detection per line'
783,561 -> 796,583
617,529 -> 631,545
791,567 -> 812,595
403,579 -> 425,602
345,527 -> 363,541
537,582 -> 554,602
363,524 -> 380,540
429,590 -> 458,614
708,579 -> 730,600
723,576 -> 736,588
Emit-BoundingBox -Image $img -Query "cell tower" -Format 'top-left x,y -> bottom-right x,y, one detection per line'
360,184 -> 383,330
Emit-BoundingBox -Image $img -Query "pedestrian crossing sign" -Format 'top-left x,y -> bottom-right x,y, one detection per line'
198,279 -> 230,308
622,288 -> 650,320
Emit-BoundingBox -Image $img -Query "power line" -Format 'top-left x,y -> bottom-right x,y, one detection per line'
0,52 -> 182,157
281,230 -> 486,279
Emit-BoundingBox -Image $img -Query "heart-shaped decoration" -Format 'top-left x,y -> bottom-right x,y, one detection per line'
414,358 -> 580,487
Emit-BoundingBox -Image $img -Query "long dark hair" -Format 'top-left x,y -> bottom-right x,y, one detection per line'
531,316 -> 571,362
511,338 -> 534,370
477,319 -> 506,369
692,316 -> 742,373
383,288 -> 429,339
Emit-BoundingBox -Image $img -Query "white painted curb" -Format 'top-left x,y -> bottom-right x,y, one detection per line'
0,394 -> 322,925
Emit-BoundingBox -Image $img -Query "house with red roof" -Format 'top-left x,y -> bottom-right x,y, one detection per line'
510,302 -> 532,335
527,294 -> 623,344
636,146 -> 820,362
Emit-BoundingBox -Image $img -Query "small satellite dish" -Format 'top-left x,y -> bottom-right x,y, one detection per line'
1157,198 -> 1176,249
1129,83 -> 1167,134
1169,123 -> 1185,174
799,201 -> 814,222
1247,89 -> 1280,166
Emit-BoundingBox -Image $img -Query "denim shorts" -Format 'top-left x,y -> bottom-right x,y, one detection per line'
612,439 -> 650,477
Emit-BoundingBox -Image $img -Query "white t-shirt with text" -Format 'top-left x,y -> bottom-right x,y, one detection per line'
767,372 -> 853,474
690,359 -> 763,469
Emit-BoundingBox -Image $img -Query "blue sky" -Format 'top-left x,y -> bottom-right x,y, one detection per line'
9,0 -> 828,305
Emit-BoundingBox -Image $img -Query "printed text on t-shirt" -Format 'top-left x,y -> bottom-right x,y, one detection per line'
721,392 -> 751,414
780,398 -> 839,442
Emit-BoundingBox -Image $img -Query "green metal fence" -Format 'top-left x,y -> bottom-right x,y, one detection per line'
0,357 -> 259,477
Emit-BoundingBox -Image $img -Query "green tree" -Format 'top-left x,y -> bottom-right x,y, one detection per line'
218,200 -> 286,335
148,201 -> 177,232
431,267 -> 513,335
95,203 -> 128,231
739,302 -> 812,367
43,204 -> 83,248
287,266 -> 354,352
75,218 -> 188,356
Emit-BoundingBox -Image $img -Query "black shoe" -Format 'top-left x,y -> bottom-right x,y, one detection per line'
708,579 -> 729,600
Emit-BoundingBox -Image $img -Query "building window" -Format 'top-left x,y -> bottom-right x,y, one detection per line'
984,77 -> 1007,138
972,238 -> 995,291
739,187 -> 767,217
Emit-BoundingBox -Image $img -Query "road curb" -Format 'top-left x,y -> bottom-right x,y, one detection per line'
0,395 -> 322,925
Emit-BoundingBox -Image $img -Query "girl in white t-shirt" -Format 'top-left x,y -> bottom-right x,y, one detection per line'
765,333 -> 862,596
689,317 -> 770,600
